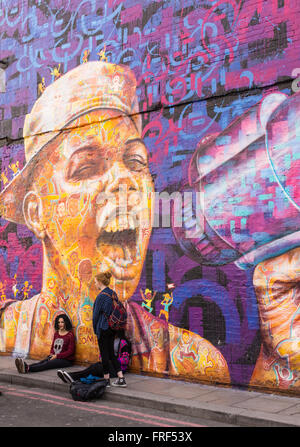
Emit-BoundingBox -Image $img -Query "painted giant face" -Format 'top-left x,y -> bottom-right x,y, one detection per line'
29,108 -> 154,301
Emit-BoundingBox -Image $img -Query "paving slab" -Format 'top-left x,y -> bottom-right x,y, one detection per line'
191,388 -> 257,406
234,395 -> 297,413
160,385 -> 214,400
279,405 -> 300,416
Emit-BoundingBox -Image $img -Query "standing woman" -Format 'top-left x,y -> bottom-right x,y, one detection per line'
93,272 -> 127,387
15,313 -> 75,374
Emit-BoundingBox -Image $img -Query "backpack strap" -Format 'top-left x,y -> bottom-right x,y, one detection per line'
101,290 -> 118,302
101,291 -> 112,298
100,291 -> 118,323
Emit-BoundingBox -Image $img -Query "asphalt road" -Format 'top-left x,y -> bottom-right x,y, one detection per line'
0,382 -> 235,429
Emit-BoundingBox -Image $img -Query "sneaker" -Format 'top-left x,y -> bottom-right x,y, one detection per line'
105,379 -> 111,388
15,358 -> 26,374
57,370 -> 68,384
62,371 -> 74,384
112,377 -> 127,388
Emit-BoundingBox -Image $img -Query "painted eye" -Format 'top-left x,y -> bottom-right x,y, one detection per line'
66,148 -> 107,182
124,156 -> 147,172
123,139 -> 148,172
68,164 -> 96,181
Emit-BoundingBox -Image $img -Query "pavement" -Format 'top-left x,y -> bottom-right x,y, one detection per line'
1,355 -> 300,427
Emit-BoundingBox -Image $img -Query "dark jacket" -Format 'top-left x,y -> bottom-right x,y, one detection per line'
92,287 -> 114,336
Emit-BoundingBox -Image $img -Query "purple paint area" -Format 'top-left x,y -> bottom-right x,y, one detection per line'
188,306 -> 203,337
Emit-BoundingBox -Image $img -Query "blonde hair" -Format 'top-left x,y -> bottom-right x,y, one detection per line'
95,271 -> 112,287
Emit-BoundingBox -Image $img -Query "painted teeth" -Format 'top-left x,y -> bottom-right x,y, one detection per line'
105,215 -> 137,232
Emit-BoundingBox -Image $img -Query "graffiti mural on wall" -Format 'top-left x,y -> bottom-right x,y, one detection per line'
0,60 -> 230,384
0,0 -> 300,393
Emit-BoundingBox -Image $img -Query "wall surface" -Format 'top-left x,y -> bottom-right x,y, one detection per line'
1,0 -> 300,395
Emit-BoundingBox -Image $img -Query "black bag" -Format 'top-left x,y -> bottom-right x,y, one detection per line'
69,379 -> 107,402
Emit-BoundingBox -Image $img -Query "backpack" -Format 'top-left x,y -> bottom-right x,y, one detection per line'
104,291 -> 127,331
115,337 -> 131,372
69,378 -> 107,402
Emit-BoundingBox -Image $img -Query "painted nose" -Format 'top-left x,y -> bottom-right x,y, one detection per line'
105,162 -> 141,209
95,162 -> 142,231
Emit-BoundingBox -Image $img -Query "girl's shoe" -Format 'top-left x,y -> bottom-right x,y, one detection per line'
112,377 -> 127,387
57,370 -> 68,383
15,358 -> 27,374
62,371 -> 74,384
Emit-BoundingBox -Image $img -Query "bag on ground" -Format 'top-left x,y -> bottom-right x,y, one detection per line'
69,378 -> 107,402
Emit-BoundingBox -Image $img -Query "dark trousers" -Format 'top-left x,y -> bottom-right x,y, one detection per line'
69,361 -> 120,381
97,328 -> 121,376
28,357 -> 72,373
70,362 -> 105,381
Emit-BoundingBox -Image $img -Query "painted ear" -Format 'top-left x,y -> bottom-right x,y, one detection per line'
23,191 -> 46,239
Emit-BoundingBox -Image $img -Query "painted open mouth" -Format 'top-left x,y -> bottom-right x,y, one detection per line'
97,220 -> 140,268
